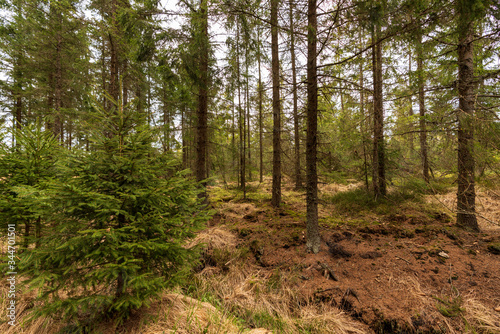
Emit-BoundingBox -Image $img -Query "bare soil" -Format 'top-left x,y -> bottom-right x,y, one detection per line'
208,181 -> 500,333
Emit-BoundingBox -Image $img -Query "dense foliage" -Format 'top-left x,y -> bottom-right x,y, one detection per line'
6,98 -> 209,329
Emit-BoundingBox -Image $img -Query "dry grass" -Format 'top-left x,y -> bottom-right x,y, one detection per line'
194,263 -> 367,334
319,182 -> 363,195
0,284 -> 64,334
395,277 -> 500,334
186,226 -> 238,252
426,188 -> 500,232
185,226 -> 367,333
218,202 -> 258,220
125,292 -> 241,334
462,294 -> 500,334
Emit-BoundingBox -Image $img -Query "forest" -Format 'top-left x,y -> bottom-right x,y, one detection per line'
0,0 -> 499,333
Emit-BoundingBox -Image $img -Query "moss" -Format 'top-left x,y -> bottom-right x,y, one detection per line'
487,243 -> 500,255
433,294 -> 464,318
209,186 -> 237,203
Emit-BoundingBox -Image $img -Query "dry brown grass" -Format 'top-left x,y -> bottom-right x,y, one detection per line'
194,263 -> 367,334
125,292 -> 241,334
462,294 -> 500,334
319,182 -> 363,195
186,226 -> 238,252
426,188 -> 500,232
395,277 -> 500,334
0,284 -> 64,334
218,202 -> 258,220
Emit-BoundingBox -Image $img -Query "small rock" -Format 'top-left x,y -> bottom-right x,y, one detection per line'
438,251 -> 449,259
495,306 -> 500,312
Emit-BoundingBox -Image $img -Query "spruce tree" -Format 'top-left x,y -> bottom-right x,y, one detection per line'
0,123 -> 59,249
19,96 -> 209,329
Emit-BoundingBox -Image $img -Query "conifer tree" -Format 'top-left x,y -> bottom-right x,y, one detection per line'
19,96 -> 209,329
0,123 -> 59,249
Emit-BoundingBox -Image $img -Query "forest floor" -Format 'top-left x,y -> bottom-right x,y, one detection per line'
1,177 -> 500,333
185,178 -> 500,334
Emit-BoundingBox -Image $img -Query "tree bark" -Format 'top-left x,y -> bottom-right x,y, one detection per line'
196,0 -> 209,200
271,0 -> 281,208
246,47 -> 251,182
109,0 -> 119,105
289,0 -> 302,190
237,23 -> 246,197
306,0 -> 320,253
55,25 -> 63,142
408,51 -> 414,154
416,31 -> 429,183
372,27 -> 386,198
359,31 -> 368,190
257,29 -> 264,183
456,2 -> 478,231
182,104 -> 188,169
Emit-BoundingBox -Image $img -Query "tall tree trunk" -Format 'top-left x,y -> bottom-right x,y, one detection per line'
289,0 -> 301,190
408,51 -> 414,154
306,0 -> 320,253
237,23 -> 246,197
163,87 -> 170,153
182,104 -> 187,169
14,59 -> 22,137
231,86 -> 236,182
101,31 -> 107,110
55,37 -> 63,141
47,72 -> 54,133
196,0 -> 209,200
246,47 -> 251,182
271,0 -> 281,208
109,33 -> 119,104
456,1 -> 478,231
416,31 -> 429,183
122,59 -> 128,106
372,27 -> 386,198
359,31 -> 369,190
15,94 -> 22,131
257,29 -> 264,183
54,6 -> 63,142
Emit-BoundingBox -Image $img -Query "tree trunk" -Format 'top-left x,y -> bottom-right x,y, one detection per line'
290,0 -> 302,190
246,47 -> 251,182
163,87 -> 170,153
24,220 -> 30,250
196,0 -> 209,200
372,27 -> 386,198
54,5 -> 63,142
271,0 -> 281,208
109,3 -> 119,105
237,23 -> 246,197
257,29 -> 264,183
182,104 -> 188,169
231,86 -> 237,182
35,216 -> 41,249
359,31 -> 369,190
456,3 -> 478,231
416,31 -> 429,183
408,51 -> 415,154
306,0 -> 320,253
